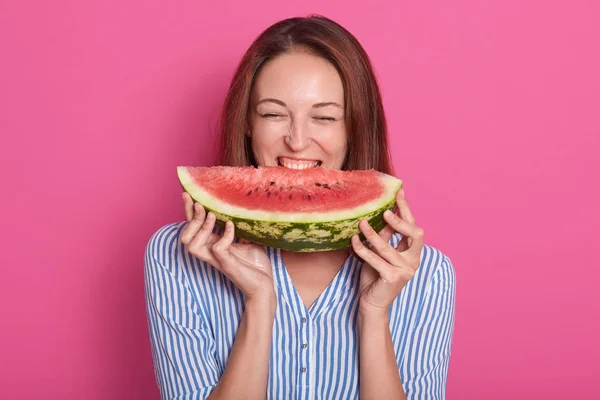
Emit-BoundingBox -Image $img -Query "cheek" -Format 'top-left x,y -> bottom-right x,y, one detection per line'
252,135 -> 276,152
251,118 -> 286,138
250,128 -> 280,163
320,125 -> 348,153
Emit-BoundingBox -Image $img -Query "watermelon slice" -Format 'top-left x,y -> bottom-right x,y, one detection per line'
177,166 -> 403,252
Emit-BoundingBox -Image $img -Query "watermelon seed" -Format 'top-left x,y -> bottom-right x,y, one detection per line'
315,183 -> 322,187
308,194 -> 312,201
267,192 -> 271,197
246,190 -> 252,196
270,181 -> 275,185
323,184 -> 331,190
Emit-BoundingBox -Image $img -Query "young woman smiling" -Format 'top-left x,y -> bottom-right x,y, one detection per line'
144,15 -> 456,400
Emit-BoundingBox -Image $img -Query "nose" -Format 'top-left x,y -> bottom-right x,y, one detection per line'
284,120 -> 311,151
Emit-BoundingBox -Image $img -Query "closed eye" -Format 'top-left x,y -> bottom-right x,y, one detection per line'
315,117 -> 336,121
261,113 -> 283,118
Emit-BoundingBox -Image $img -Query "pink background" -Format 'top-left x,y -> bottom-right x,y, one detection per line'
1,0 -> 599,398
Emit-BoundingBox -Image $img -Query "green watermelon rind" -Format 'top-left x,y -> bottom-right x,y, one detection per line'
177,166 -> 403,252
206,197 -> 397,252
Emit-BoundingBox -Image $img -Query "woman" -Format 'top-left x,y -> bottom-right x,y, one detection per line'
144,15 -> 456,400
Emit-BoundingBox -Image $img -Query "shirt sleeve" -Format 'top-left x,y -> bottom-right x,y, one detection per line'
144,234 -> 221,400
402,255 -> 457,400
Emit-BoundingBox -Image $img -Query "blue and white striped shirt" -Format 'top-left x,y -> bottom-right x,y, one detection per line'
144,221 -> 456,400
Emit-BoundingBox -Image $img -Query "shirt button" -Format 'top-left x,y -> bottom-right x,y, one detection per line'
301,318 -> 307,323
301,343 -> 308,349
301,367 -> 307,373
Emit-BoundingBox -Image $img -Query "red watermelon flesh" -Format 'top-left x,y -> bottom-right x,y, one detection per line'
185,166 -> 384,213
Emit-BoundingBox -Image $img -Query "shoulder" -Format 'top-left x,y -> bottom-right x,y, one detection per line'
144,221 -> 227,283
145,221 -> 187,267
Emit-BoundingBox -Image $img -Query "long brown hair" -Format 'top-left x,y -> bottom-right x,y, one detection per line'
217,15 -> 394,175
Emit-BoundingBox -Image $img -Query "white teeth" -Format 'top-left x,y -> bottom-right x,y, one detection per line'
278,159 -> 320,169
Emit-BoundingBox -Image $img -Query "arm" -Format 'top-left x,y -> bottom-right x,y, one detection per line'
358,310 -> 407,400
207,297 -> 276,400
145,244 -> 276,400
358,255 -> 456,400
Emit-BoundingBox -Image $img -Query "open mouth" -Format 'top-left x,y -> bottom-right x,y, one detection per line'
277,157 -> 322,170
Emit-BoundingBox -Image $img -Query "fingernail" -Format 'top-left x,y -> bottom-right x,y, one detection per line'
384,210 -> 393,218
398,189 -> 404,197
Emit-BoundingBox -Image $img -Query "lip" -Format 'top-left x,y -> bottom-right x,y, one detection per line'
278,156 -> 321,164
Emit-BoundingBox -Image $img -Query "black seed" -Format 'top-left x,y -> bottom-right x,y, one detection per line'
247,190 -> 252,196
254,187 -> 259,192
323,184 -> 331,189
308,194 -> 312,201
270,181 -> 275,185
315,183 -> 322,187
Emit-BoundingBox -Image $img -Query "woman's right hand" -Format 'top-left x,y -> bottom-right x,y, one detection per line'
180,192 -> 275,304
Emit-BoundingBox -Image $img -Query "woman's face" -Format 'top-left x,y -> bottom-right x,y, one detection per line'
249,50 -> 348,170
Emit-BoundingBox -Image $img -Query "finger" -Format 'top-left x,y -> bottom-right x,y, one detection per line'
190,241 -> 221,270
383,210 -> 424,252
211,221 -> 237,272
377,223 -> 394,244
405,226 -> 425,261
182,192 -> 194,223
186,212 -> 223,267
358,219 -> 403,267
396,236 -> 410,253
188,211 -> 216,249
350,235 -> 406,282
180,202 -> 206,244
396,189 -> 416,225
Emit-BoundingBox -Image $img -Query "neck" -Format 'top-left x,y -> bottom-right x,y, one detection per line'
280,248 -> 351,270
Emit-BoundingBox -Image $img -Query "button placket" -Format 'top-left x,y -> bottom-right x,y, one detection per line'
299,315 -> 310,384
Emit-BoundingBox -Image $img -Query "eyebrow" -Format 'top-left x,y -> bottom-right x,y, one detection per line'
256,98 -> 343,109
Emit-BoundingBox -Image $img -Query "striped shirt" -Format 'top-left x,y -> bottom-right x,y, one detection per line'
144,221 -> 456,400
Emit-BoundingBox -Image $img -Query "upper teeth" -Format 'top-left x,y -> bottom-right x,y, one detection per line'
279,159 -> 320,170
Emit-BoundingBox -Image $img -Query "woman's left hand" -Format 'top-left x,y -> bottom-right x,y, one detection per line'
351,189 -> 425,316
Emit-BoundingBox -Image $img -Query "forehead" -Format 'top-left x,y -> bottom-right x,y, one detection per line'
251,51 -> 344,104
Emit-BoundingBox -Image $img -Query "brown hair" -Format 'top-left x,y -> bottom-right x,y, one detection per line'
217,15 -> 394,175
